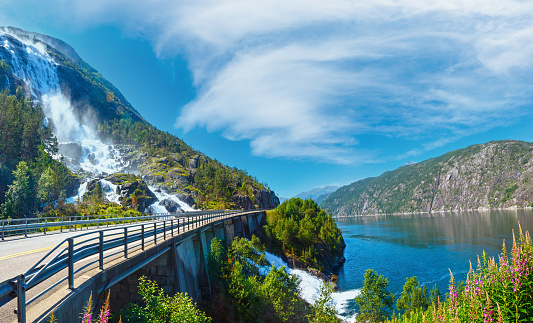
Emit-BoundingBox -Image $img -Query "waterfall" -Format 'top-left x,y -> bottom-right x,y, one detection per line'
0,29 -> 191,212
263,252 -> 359,322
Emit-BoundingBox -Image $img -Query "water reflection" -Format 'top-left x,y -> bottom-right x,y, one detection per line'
333,209 -> 533,318
336,209 -> 533,249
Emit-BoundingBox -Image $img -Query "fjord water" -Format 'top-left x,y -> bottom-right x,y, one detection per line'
334,209 -> 533,319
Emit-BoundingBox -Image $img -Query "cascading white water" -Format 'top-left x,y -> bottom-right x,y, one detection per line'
0,30 -> 124,176
0,30 -> 191,212
100,179 -> 121,204
262,252 -> 359,323
65,181 -> 88,204
149,186 -> 194,212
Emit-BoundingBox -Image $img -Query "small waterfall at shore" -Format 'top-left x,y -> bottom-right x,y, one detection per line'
263,252 -> 359,322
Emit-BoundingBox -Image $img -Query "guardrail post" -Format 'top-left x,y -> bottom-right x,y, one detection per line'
124,228 -> 128,259
1,221 -> 4,241
24,220 -> 27,237
141,225 -> 145,251
171,220 -> 174,236
163,221 -> 166,240
99,231 -> 104,270
60,217 -> 63,232
154,223 -> 157,245
16,274 -> 26,323
68,238 -> 74,290
44,218 -> 47,235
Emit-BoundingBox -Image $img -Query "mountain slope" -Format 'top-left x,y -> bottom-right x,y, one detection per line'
322,140 -> 533,216
295,185 -> 339,204
0,27 -> 279,214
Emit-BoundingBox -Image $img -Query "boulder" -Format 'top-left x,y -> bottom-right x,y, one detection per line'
159,199 -> 184,213
85,179 -> 101,194
176,193 -> 196,208
105,174 -> 157,211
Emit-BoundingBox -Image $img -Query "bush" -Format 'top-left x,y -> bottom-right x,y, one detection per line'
119,277 -> 211,323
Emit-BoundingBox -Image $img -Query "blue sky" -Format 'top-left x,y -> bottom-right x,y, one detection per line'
3,0 -> 533,198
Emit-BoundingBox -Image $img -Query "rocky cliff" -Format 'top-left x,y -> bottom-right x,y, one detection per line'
322,140 -> 533,216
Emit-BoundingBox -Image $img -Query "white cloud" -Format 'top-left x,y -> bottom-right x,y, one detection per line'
12,0 -> 533,163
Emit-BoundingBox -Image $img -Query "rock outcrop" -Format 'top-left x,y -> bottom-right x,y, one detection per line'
159,199 -> 184,213
253,190 -> 280,209
322,140 -> 533,216
105,174 -> 157,212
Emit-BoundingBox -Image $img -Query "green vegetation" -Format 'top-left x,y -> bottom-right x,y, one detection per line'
206,236 -> 338,323
396,277 -> 430,314
0,89 -> 142,219
99,118 -> 269,209
261,198 -> 344,272
118,277 -> 211,323
87,237 -> 338,323
47,47 -> 143,122
322,140 -> 533,216
354,269 -> 395,322
355,226 -> 533,323
0,89 -> 77,219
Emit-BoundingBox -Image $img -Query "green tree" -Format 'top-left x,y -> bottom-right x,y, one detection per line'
37,167 -> 54,205
228,260 -> 260,322
1,161 -> 34,218
208,237 -> 228,294
396,276 -> 429,314
260,265 -> 301,322
263,198 -> 344,272
309,282 -> 338,323
354,269 -> 395,323
429,284 -> 442,306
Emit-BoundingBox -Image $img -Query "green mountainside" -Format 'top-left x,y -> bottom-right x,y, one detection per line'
0,28 -> 279,217
322,140 -> 533,216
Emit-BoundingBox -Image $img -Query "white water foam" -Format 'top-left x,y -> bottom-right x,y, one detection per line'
263,252 -> 359,322
100,179 -> 121,204
0,30 -> 197,214
65,181 -> 88,204
147,186 -> 195,213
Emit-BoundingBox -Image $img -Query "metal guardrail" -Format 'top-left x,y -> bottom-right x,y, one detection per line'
0,209 -> 261,323
0,211 -> 231,240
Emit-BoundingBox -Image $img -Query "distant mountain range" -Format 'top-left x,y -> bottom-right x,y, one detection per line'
322,140 -> 533,216
295,185 -> 339,204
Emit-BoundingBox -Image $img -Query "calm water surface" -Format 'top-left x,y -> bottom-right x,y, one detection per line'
333,209 -> 533,317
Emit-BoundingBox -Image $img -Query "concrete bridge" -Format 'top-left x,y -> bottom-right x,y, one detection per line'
0,210 -> 266,323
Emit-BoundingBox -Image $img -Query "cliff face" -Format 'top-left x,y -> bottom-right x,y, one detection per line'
322,140 -> 533,216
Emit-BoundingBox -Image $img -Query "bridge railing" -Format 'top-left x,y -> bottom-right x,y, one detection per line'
0,210 -> 234,240
0,209 -> 264,323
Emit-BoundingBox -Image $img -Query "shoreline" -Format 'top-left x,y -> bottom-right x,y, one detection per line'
332,205 -> 533,218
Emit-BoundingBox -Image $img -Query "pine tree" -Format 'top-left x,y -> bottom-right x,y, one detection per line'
1,161 -> 34,218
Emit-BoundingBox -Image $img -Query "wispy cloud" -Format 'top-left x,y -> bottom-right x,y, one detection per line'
15,0 -> 533,163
